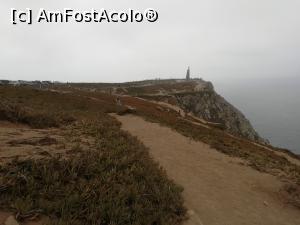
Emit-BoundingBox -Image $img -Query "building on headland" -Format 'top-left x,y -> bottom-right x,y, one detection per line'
186,67 -> 190,80
0,80 -> 10,85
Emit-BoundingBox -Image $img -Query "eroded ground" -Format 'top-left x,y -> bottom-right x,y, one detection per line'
0,121 -> 94,166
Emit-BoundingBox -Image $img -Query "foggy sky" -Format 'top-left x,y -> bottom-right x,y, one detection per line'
1,0 -> 300,83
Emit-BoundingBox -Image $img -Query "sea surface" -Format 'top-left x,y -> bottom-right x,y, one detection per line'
213,76 -> 300,154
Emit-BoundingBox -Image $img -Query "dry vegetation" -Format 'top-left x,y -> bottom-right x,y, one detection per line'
281,183 -> 300,209
119,95 -> 300,208
117,81 -> 198,96
120,96 -> 300,178
0,100 -> 75,129
1,84 -> 300,222
49,86 -> 300,209
50,85 -> 300,209
0,86 -> 186,225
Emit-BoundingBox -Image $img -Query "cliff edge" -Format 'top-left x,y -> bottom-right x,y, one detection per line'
112,79 -> 266,143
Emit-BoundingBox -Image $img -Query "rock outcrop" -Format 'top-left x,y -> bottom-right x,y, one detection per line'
173,89 -> 265,143
123,79 -> 265,143
97,78 -> 266,143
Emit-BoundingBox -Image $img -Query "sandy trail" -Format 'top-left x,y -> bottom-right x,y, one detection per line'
134,98 -> 300,167
150,100 -> 300,167
114,114 -> 300,225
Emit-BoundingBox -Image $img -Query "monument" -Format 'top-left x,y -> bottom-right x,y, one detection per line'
186,67 -> 190,80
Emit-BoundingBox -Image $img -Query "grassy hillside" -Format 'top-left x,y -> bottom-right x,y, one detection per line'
120,96 -> 300,179
118,95 -> 300,208
0,84 -> 299,223
0,86 -> 186,225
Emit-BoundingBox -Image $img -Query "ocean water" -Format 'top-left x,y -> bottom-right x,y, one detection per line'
213,77 -> 300,154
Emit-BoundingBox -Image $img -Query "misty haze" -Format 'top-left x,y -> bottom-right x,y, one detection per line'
214,76 -> 300,154
1,0 -> 300,225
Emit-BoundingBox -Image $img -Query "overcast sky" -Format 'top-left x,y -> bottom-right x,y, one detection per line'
1,0 -> 300,83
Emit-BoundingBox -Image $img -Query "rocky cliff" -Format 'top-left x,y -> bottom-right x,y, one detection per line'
173,90 -> 265,143
171,80 -> 265,143
117,79 -> 265,143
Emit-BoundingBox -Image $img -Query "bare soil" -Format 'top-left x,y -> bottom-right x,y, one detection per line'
0,121 -> 93,165
114,114 -> 300,225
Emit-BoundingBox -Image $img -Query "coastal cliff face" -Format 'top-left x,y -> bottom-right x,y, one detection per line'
169,80 -> 265,143
74,78 -> 265,143
173,90 -> 264,143
112,79 -> 265,143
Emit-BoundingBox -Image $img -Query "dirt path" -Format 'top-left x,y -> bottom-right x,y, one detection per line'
114,114 -> 300,225
131,97 -> 300,167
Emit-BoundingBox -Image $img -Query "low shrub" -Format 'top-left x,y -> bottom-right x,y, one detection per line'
0,115 -> 186,225
0,99 -> 75,128
281,183 -> 300,209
